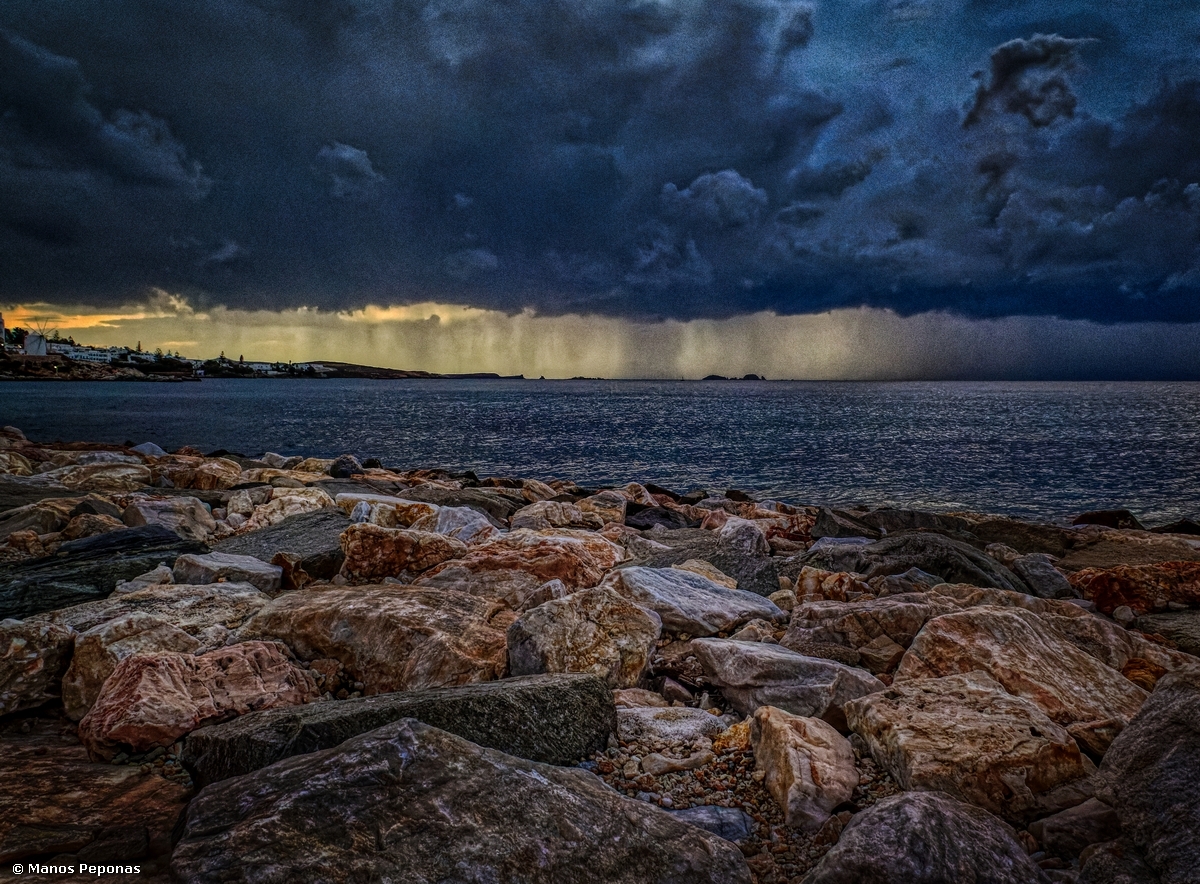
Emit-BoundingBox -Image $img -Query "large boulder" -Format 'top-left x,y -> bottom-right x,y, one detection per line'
1093,667 -> 1200,884
122,495 -> 216,542
1012,553 -> 1077,599
784,593 -> 962,652
181,673 -> 615,787
1069,562 -> 1200,615
750,705 -> 858,831
510,500 -> 603,531
79,641 -> 320,760
413,564 -> 553,611
797,532 -> 1029,593
0,619 -> 74,716
171,718 -> 751,884
338,523 -> 466,581
33,581 -> 272,647
799,791 -> 1051,884
61,612 -> 202,721
214,509 -> 350,579
1028,798 -> 1121,860
0,497 -> 76,539
601,566 -> 783,636
895,607 -> 1148,755
391,484 -> 526,523
421,528 -> 623,590
243,487 -> 336,530
0,525 -> 207,620
691,638 -> 884,730
1133,610 -> 1200,656
845,671 -> 1096,824
618,527 -> 780,596
172,551 -> 283,593
507,586 -> 661,687
44,462 -> 153,493
237,584 -> 509,692
0,734 -> 191,867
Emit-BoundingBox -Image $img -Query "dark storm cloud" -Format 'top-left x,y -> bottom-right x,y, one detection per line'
1,0 -> 1200,322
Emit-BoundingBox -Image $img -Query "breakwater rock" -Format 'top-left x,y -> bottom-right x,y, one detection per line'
1,426 -> 1199,882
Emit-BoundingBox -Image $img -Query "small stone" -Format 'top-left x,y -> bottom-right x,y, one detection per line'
1112,606 -> 1136,627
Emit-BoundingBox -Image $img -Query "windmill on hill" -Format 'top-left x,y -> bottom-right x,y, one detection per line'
23,318 -> 57,356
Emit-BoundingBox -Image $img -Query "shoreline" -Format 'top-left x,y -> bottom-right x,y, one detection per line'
2,427 -> 1199,882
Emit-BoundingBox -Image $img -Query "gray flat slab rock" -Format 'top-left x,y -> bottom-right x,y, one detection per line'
181,672 -> 615,787
214,509 -> 350,578
0,526 -> 206,620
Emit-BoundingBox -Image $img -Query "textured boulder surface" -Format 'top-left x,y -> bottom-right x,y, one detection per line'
799,791 -> 1051,884
214,508 -> 350,577
338,523 -> 467,580
618,527 -> 780,596
1028,798 -> 1121,860
0,732 -> 192,866
0,525 -> 206,620
750,705 -> 858,831
895,607 -> 1148,755
172,551 -> 283,593
62,612 -> 202,721
616,705 -> 734,744
421,528 -> 623,590
1070,562 -> 1200,615
692,637 -> 883,729
798,532 -> 1030,592
1133,610 -> 1200,656
0,618 -> 74,716
845,671 -> 1095,824
79,641 -> 320,760
33,581 -> 272,644
237,584 -> 509,692
181,673 -> 615,787
1093,667 -> 1200,884
507,585 -> 661,687
122,495 -> 216,542
171,718 -> 752,884
601,566 -> 783,635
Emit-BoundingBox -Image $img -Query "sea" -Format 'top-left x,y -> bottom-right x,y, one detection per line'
2,379 -> 1198,524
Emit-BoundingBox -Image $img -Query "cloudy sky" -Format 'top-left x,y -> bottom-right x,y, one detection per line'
2,0 -> 1200,377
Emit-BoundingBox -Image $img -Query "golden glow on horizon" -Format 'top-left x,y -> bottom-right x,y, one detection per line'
3,292 -> 1199,379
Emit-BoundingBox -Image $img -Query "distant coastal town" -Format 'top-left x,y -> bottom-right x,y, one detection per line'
0,312 -> 516,381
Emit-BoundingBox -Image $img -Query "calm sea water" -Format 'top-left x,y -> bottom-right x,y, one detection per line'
2,379 -> 1198,524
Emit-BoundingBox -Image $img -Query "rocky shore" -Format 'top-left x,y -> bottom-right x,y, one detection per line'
1,424 -> 1198,883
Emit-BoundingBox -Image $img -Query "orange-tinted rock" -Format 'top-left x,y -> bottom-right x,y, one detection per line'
896,607 -> 1147,755
750,706 -> 858,831
47,462 -> 152,493
79,641 -> 320,759
0,734 -> 191,865
422,528 -> 623,590
188,458 -> 244,490
237,585 -> 509,693
845,671 -> 1095,824
62,612 -> 202,721
244,488 -> 335,530
507,586 -> 661,688
1068,561 -> 1200,615
0,619 -> 74,716
795,567 -> 873,602
510,501 -> 603,531
122,495 -> 217,542
60,512 -> 124,541
339,523 -> 467,581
